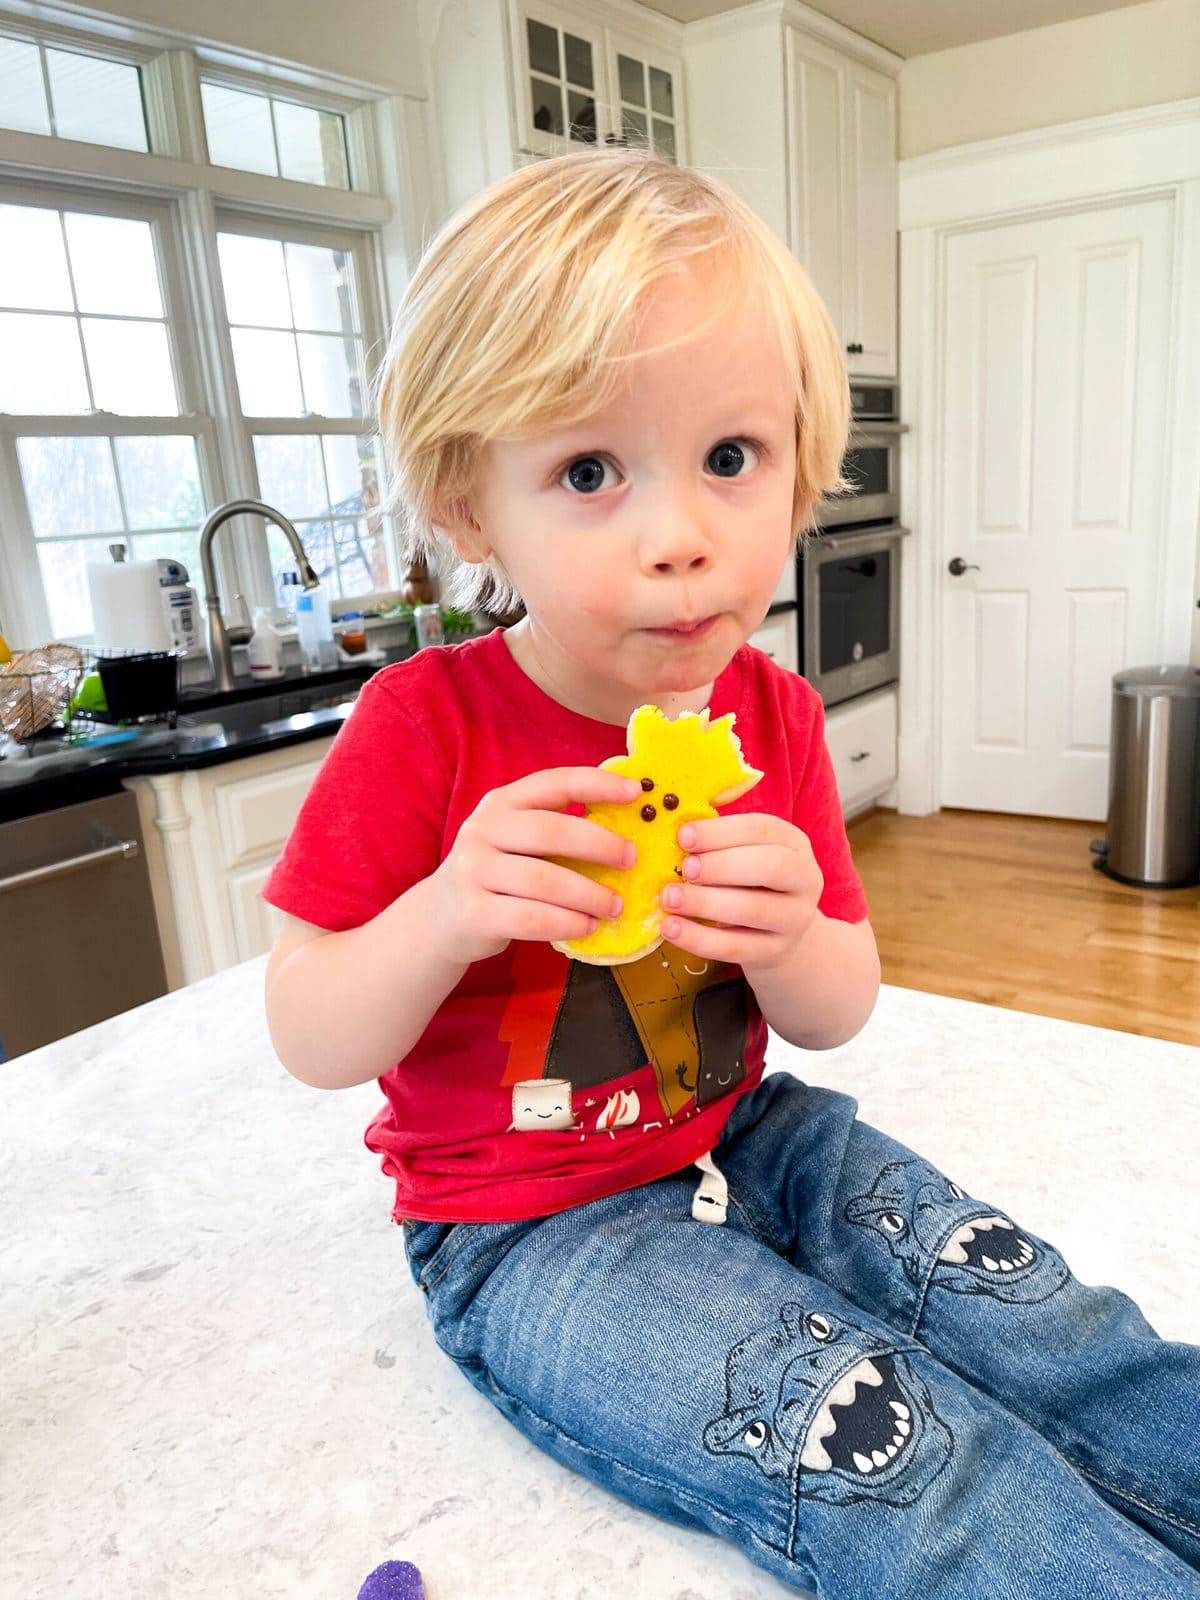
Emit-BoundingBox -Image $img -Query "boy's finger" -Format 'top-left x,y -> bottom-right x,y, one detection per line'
512,767 -> 641,811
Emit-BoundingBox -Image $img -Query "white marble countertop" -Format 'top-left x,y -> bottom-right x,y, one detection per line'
5,960 -> 1199,1600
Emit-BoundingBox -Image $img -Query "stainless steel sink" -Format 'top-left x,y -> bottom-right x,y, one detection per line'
175,673 -> 367,737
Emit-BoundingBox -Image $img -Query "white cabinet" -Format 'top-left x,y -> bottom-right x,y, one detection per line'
824,686 -> 897,817
686,8 -> 899,376
509,0 -> 686,163
787,32 -> 897,376
125,738 -> 335,988
749,610 -> 799,674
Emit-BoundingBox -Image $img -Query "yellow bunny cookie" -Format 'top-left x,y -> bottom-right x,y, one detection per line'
553,704 -> 763,966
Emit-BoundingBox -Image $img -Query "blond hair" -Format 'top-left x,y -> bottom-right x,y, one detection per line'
375,149 -> 849,613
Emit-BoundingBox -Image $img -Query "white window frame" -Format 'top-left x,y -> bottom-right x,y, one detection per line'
0,10 -> 401,648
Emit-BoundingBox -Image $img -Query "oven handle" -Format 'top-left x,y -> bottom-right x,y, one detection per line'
849,421 -> 909,437
812,525 -> 910,553
0,837 -> 140,896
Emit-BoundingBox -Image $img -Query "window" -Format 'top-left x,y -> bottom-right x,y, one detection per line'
0,33 -> 149,151
201,82 -> 351,189
216,223 -> 393,599
0,195 -> 209,637
0,23 -> 399,647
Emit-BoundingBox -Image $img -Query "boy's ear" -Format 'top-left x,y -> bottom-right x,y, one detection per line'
435,495 -> 490,563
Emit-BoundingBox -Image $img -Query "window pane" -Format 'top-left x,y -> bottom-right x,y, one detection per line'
231,327 -> 303,414
621,108 -> 648,148
113,436 -> 204,529
285,242 -> 356,333
201,82 -> 277,175
274,100 -> 349,189
296,332 -> 362,416
46,48 -> 147,152
83,319 -> 177,414
563,34 -> 593,90
322,434 -> 377,513
653,119 -> 676,164
274,515 -> 373,599
618,55 -> 644,107
64,213 -> 163,317
218,233 -> 290,328
37,537 -> 99,636
0,37 -> 51,136
0,312 -> 89,410
0,204 -> 74,311
650,66 -> 673,118
17,436 -> 121,536
567,92 -> 596,143
530,77 -> 563,138
253,434 -> 326,517
527,19 -> 559,78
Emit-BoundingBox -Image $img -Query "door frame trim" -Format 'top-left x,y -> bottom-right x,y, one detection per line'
896,98 -> 1200,814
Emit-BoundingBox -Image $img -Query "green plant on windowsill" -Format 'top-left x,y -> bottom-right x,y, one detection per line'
373,601 -> 479,640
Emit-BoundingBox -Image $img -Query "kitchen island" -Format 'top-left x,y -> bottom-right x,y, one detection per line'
6,961 -> 1199,1600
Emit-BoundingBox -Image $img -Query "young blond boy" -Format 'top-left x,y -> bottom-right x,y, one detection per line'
264,151 -> 1200,1599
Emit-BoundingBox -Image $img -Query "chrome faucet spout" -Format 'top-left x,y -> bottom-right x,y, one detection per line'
198,499 -> 319,692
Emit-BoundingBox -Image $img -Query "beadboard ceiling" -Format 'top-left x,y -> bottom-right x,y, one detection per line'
644,0 -> 1156,58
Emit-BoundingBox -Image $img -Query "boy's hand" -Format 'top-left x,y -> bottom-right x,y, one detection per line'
429,768 -> 641,965
657,813 -> 824,974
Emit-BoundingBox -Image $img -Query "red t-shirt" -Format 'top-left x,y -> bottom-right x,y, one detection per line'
262,627 -> 869,1224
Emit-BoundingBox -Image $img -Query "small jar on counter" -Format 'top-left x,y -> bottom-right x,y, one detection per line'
414,603 -> 443,647
336,610 -> 368,656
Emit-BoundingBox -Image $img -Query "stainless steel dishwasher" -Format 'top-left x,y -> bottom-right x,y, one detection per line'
0,790 -> 168,1060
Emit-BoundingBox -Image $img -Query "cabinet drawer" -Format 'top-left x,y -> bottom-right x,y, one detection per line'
825,689 -> 897,814
214,758 -> 325,870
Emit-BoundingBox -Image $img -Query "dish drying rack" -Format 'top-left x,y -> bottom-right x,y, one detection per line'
0,645 -> 181,747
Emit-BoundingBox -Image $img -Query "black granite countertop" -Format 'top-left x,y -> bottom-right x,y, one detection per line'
0,649 -> 409,824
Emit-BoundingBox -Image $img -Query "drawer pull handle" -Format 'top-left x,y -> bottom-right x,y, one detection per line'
849,749 -> 871,763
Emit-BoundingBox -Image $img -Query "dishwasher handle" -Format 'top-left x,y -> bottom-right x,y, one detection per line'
0,837 -> 140,895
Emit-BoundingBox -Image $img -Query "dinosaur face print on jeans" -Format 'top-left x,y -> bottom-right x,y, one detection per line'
845,1159 -> 1071,1305
703,1303 -> 953,1508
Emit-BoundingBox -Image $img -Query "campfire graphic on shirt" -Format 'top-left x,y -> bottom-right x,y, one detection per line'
499,939 -> 749,1133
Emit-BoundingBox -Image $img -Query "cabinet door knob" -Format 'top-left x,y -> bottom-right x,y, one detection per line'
948,557 -> 981,576
845,342 -> 863,355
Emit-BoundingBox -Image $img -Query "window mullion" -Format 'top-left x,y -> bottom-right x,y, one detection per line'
180,187 -> 261,609
141,49 -> 209,163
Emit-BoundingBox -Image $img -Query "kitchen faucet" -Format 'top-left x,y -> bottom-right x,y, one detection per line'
199,499 -> 319,692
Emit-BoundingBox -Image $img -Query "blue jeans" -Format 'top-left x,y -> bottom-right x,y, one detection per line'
403,1073 -> 1200,1598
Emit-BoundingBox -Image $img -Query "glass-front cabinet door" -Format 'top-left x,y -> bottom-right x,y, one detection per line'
515,3 -> 605,156
512,2 -> 685,164
607,33 -> 684,165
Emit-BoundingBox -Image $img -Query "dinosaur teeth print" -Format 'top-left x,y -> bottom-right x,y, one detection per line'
939,1216 -> 1035,1273
799,1357 -> 914,1476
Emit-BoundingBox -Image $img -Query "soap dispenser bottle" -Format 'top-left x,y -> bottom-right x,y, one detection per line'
247,607 -> 285,680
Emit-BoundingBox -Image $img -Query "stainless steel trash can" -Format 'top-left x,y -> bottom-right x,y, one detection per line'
1095,665 -> 1200,888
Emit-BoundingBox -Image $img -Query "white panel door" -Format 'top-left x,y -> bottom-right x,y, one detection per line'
939,196 -> 1174,820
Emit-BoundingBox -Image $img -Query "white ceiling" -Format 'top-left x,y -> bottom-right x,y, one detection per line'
644,0 -> 1156,58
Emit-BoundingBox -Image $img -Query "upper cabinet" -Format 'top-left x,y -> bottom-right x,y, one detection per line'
510,1 -> 686,163
686,5 -> 900,377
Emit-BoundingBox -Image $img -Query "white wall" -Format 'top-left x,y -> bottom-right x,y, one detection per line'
899,0 -> 1200,159
77,0 -> 424,95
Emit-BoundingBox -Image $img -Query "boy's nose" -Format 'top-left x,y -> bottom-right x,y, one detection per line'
640,498 -> 715,574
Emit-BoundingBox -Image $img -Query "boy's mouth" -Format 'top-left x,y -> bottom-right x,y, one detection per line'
645,615 -> 719,642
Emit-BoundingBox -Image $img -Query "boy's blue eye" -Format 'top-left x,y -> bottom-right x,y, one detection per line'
710,441 -> 755,476
561,456 -> 612,494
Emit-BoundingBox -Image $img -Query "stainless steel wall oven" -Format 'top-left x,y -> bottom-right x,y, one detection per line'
799,378 -> 907,708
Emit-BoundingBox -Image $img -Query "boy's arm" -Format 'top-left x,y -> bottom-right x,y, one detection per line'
265,885 -> 469,1091
743,913 -> 880,1052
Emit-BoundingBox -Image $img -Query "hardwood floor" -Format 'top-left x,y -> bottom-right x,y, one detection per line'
845,809 -> 1200,1047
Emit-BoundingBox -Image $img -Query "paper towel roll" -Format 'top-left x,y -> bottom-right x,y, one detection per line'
88,560 -> 173,654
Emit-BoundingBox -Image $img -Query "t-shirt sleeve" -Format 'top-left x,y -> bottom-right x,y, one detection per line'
261,674 -> 450,933
793,694 -> 871,925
